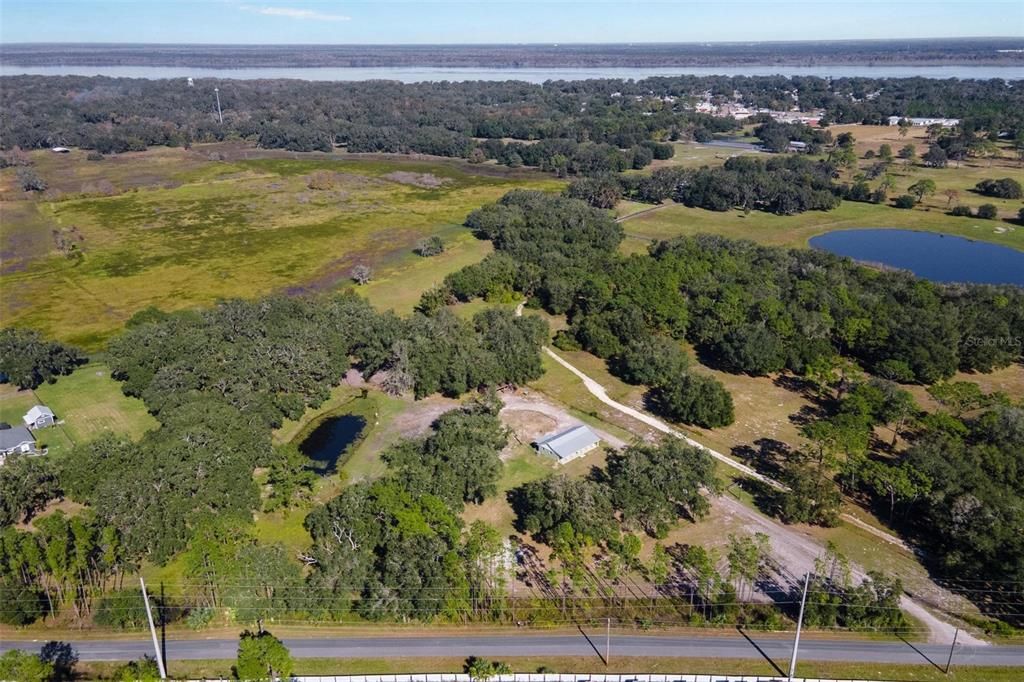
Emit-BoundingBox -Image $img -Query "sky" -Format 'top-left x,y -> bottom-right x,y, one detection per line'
1,0 -> 1021,45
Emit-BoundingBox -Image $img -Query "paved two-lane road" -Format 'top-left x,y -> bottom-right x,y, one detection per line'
3,634 -> 1023,667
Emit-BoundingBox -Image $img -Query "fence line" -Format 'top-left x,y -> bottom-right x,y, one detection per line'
189,674 -> 895,682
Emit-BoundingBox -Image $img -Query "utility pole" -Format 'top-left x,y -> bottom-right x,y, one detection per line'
214,87 -> 223,124
605,617 -> 611,666
945,628 -> 959,674
788,572 -> 810,682
140,577 -> 167,680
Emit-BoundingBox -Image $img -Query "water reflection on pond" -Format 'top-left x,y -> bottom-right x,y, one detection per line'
809,229 -> 1024,287
298,414 -> 367,475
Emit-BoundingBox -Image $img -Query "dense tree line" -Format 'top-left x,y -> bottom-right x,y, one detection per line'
0,328 -> 85,390
573,156 -> 844,216
3,74 -> 1021,164
671,156 -> 842,215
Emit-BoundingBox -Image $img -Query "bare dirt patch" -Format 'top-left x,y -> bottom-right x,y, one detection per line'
501,408 -> 558,448
501,388 -> 628,449
382,171 -> 451,188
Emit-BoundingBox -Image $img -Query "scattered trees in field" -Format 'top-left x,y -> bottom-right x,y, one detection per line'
976,203 -> 999,219
16,167 -> 47,192
923,145 -> 949,168
893,194 -> 916,209
907,178 -> 936,203
414,235 -> 445,257
350,263 -> 372,284
898,144 -> 917,166
974,177 -> 1022,199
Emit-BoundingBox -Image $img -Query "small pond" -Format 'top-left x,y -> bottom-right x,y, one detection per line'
298,414 -> 367,475
809,229 -> 1024,287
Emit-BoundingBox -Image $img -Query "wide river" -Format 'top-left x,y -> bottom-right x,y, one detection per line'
2,64 -> 1023,82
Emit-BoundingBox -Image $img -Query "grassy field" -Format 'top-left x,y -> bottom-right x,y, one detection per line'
1,146 -> 561,348
623,198 -> 1023,254
0,363 -> 155,457
76,654 -> 1024,681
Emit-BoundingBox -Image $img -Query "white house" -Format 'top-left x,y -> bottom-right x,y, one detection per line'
534,424 -> 601,464
23,405 -> 56,429
0,426 -> 37,465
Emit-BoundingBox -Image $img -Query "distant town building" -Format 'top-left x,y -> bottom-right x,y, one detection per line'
534,424 -> 601,464
0,426 -> 37,464
887,116 -> 960,127
23,405 -> 56,429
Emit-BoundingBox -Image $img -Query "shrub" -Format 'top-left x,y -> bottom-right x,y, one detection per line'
976,204 -> 999,219
893,194 -> 916,209
86,151 -> 104,161
16,167 -> 47,192
93,591 -> 149,629
949,205 -> 973,217
414,235 -> 445,257
186,606 -> 215,630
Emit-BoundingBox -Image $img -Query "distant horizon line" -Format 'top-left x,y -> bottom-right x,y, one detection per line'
3,36 -> 1023,48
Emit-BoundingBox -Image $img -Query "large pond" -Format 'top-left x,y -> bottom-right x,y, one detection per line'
3,64 -> 1023,82
298,414 -> 367,475
810,229 -> 1024,286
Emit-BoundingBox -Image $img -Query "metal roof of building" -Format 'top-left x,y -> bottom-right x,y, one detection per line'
25,405 -> 54,420
0,426 -> 35,452
535,424 -> 600,460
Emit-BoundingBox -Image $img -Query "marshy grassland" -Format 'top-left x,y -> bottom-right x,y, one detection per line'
0,147 -> 561,348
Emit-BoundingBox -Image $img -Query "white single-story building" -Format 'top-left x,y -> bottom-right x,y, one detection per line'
886,116 -> 960,128
534,424 -> 601,464
51,146 -> 70,153
23,405 -> 56,429
0,426 -> 38,464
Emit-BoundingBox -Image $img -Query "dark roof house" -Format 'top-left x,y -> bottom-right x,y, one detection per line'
0,426 -> 37,464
